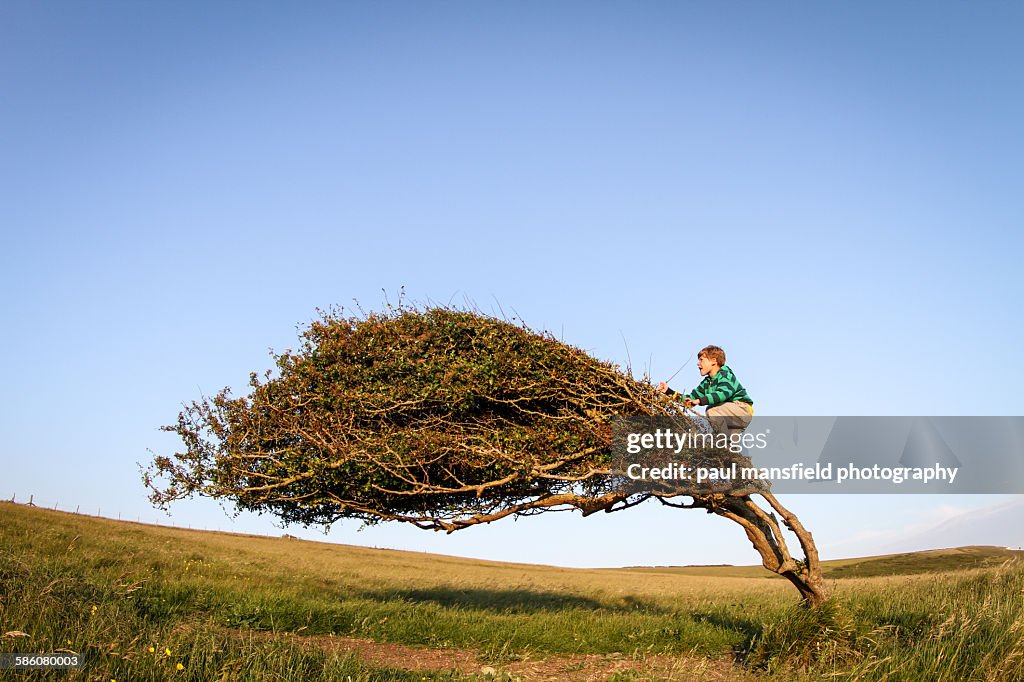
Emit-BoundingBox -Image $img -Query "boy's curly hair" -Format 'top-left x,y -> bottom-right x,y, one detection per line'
699,345 -> 726,367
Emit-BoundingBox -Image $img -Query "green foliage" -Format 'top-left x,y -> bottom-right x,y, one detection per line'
145,306 -> 688,529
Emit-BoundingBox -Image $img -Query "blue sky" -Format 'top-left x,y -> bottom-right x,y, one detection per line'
2,1 -> 1022,566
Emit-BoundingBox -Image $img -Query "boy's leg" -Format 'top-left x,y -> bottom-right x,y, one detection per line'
706,402 -> 753,440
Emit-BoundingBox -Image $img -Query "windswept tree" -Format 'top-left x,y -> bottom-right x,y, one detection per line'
146,306 -> 829,606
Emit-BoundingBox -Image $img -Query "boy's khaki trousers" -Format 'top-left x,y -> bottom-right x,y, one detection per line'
706,401 -> 754,439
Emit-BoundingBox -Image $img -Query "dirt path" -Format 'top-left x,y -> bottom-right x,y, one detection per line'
229,628 -> 752,681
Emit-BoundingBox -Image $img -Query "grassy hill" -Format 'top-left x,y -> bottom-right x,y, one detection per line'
819,545 -> 1024,578
2,501 -> 1022,681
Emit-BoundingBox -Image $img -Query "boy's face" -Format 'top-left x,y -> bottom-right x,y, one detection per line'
697,354 -> 719,376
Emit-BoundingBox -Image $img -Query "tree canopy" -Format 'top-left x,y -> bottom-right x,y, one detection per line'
146,306 -> 693,528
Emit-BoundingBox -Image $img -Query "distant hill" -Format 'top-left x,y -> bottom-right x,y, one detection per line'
819,545 -> 1024,578
627,545 -> 1023,579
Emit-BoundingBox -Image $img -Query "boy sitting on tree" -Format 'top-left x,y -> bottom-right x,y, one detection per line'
657,345 -> 754,440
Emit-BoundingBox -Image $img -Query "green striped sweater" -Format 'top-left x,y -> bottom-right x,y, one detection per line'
670,365 -> 752,407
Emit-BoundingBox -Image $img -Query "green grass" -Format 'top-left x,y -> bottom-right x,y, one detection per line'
2,502 -> 1022,681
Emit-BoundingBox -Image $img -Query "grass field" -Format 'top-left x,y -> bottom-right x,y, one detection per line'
2,501 -> 1022,681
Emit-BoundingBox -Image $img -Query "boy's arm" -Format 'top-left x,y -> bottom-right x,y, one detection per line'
686,381 -> 707,403
665,387 -> 686,401
665,378 -> 707,403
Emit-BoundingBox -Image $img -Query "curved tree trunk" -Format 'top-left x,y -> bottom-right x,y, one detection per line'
704,491 -> 829,606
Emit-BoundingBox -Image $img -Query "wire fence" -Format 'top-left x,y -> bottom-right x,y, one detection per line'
3,492 -> 244,535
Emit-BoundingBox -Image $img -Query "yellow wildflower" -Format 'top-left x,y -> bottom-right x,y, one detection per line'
165,648 -> 172,657
176,663 -> 184,671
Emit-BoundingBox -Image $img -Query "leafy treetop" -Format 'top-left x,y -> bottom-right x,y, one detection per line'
145,306 -> 689,530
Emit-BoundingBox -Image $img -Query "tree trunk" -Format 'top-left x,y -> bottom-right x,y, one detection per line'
698,491 -> 830,607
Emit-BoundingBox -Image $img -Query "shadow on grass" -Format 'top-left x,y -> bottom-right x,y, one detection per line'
363,586 -> 673,614
690,609 -> 764,655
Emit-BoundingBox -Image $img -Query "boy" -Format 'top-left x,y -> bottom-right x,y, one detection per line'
657,345 -> 754,439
